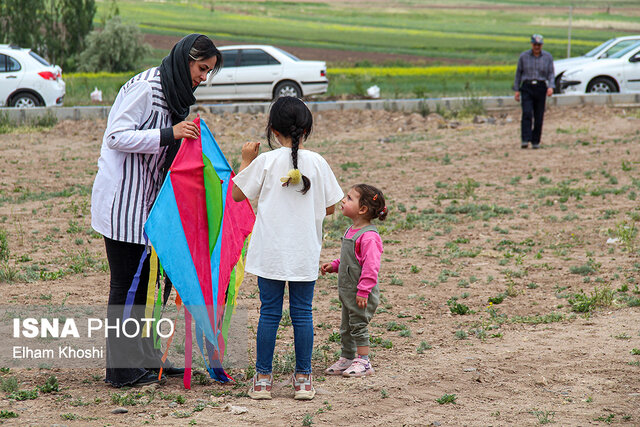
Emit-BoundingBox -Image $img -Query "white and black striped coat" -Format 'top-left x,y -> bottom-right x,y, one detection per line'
91,67 -> 174,245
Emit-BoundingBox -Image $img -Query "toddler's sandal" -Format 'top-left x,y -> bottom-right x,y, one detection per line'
324,357 -> 353,375
342,358 -> 375,378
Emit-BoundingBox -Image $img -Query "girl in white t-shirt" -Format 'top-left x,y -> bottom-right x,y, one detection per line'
232,97 -> 343,401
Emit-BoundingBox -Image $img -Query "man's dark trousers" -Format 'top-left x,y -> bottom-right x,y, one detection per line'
520,81 -> 547,145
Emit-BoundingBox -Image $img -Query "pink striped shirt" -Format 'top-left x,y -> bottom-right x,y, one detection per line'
330,227 -> 383,298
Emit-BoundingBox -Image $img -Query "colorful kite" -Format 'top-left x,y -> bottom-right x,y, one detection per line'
144,117 -> 255,387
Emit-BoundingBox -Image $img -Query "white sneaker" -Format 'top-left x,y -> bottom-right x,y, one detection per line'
292,374 -> 316,400
248,374 -> 272,400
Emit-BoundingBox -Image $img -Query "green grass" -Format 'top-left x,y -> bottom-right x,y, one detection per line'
51,0 -> 640,104
103,1 -> 617,65
0,410 -> 18,419
436,393 -> 457,404
63,72 -> 134,107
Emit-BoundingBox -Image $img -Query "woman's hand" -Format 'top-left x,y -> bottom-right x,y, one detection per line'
241,142 -> 260,167
173,121 -> 200,140
320,263 -> 333,275
356,295 -> 368,309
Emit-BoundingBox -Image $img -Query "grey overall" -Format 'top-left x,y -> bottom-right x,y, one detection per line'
338,225 -> 380,359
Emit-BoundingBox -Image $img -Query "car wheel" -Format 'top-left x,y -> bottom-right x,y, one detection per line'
11,93 -> 40,108
586,77 -> 617,93
274,81 -> 302,99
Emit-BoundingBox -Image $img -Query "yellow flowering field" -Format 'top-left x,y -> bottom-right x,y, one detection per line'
328,65 -> 516,78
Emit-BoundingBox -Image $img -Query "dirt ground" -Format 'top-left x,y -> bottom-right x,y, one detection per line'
1,104 -> 640,426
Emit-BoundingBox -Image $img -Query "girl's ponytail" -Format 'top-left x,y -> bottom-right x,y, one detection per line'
289,125 -> 311,194
266,97 -> 313,195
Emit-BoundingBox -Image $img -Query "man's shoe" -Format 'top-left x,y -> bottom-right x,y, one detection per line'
133,372 -> 166,386
532,143 -> 541,149
521,141 -> 530,149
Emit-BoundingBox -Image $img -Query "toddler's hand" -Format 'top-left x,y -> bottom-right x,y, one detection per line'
320,263 -> 333,275
241,142 -> 260,165
356,295 -> 367,309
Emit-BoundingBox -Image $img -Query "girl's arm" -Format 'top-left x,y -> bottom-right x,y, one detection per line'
232,183 -> 247,202
232,142 -> 260,202
355,232 -> 383,298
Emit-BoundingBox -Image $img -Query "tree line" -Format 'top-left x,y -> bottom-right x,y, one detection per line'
0,0 -> 148,72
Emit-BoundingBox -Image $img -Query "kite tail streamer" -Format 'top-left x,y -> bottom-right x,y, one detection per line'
220,301 -> 234,357
206,335 -> 232,382
143,248 -> 158,338
184,308 -> 193,389
157,294 -> 182,381
195,325 -> 214,378
230,235 -> 250,309
152,277 -> 163,349
123,249 -> 148,320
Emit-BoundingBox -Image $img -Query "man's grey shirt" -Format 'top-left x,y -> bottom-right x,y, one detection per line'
513,49 -> 555,90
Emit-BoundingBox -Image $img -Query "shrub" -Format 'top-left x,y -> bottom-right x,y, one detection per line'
39,375 -> 58,393
0,410 -> 18,419
447,298 -> 470,315
436,393 -> 457,404
0,228 -> 8,262
488,294 -> 505,304
569,285 -> 614,313
78,17 -> 151,72
0,377 -> 18,393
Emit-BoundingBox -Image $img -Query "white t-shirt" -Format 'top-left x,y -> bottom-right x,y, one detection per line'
232,147 -> 343,281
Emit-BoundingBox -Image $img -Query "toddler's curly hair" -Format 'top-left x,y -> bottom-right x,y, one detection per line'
353,184 -> 387,221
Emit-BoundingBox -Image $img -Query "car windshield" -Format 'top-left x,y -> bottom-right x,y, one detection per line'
29,51 -> 51,66
584,39 -> 614,57
609,41 -> 640,59
274,47 -> 300,61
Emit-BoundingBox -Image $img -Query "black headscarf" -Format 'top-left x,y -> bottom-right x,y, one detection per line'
159,33 -> 202,124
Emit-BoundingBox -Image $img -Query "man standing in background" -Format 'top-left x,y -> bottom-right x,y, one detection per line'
514,34 -> 555,149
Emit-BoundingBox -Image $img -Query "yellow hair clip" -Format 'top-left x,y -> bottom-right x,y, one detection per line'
280,169 -> 302,187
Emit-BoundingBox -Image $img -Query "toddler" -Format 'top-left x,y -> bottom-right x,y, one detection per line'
321,184 -> 387,377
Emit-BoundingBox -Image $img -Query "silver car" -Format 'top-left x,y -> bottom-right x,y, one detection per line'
195,45 -> 328,101
554,35 -> 640,92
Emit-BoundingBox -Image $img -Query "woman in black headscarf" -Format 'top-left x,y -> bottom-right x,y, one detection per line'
91,34 -> 222,387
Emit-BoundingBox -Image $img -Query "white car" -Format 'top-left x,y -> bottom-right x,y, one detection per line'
553,35 -> 640,91
561,41 -> 640,94
0,44 -> 65,107
195,45 -> 327,101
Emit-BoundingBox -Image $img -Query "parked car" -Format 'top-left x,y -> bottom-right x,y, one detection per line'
195,45 -> 327,101
0,44 -> 65,107
560,41 -> 640,94
553,35 -> 640,92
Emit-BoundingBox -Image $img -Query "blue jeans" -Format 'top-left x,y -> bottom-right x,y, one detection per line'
255,277 -> 315,375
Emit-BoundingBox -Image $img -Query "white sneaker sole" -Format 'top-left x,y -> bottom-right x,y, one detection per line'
248,389 -> 272,400
294,389 -> 316,400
